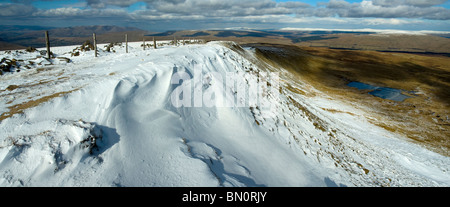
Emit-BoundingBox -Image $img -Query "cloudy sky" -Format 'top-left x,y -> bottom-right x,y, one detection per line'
1,0 -> 449,32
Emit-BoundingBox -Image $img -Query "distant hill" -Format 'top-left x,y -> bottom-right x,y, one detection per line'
294,33 -> 450,54
0,25 -> 56,32
43,25 -> 146,37
147,29 -> 450,55
1,26 -> 450,55
0,41 -> 26,50
0,25 -> 150,50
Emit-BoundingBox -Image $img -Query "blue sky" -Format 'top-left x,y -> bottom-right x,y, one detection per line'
1,0 -> 449,32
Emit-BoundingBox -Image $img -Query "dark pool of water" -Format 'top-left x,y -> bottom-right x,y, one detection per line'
347,82 -> 412,102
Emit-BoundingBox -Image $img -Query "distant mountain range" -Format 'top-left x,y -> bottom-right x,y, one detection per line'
0,25 -> 149,50
148,29 -> 450,54
1,25 -> 450,54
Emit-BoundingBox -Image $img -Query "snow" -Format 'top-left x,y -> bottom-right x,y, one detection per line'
0,41 -> 449,187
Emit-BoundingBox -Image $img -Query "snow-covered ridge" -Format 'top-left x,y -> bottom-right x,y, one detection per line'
0,41 -> 448,186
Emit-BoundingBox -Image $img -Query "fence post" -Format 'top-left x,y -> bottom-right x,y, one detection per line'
45,31 -> 51,59
153,37 -> 157,49
125,34 -> 128,53
143,36 -> 146,50
93,33 -> 97,57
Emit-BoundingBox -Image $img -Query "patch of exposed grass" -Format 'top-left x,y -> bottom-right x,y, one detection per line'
36,68 -> 48,73
285,83 -> 307,96
6,85 -> 19,91
0,80 -> 54,97
287,96 -> 329,133
321,108 -> 358,117
0,89 -> 78,122
57,76 -> 69,81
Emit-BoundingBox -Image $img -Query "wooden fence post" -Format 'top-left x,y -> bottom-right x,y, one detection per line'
45,31 -> 51,59
143,36 -> 146,50
153,37 -> 157,49
125,34 -> 128,53
93,33 -> 97,57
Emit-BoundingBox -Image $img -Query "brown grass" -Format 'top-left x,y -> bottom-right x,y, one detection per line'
248,43 -> 450,156
285,83 -> 307,96
287,96 -> 329,133
0,89 -> 78,122
296,34 -> 450,54
6,85 -> 19,91
1,79 -> 55,97
321,108 -> 358,117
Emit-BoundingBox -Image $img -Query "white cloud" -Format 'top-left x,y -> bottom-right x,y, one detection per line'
277,1 -> 311,9
362,18 -> 421,25
1,0 -> 449,31
326,0 -> 352,9
34,7 -> 130,18
8,0 -> 449,21
320,0 -> 450,20
372,0 -> 447,7
0,3 -> 36,16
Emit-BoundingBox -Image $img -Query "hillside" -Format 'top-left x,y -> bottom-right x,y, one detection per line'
0,25 -> 149,50
295,33 -> 450,54
149,29 -> 450,54
3,27 -> 450,55
0,41 -> 448,186
246,43 -> 450,156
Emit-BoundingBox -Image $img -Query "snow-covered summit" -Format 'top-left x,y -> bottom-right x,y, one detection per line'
0,41 -> 448,187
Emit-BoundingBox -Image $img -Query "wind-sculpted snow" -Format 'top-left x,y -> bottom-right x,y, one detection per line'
0,41 -> 448,186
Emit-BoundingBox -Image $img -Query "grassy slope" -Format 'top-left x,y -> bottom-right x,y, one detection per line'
296,34 -> 450,54
246,43 -> 450,156
163,30 -> 450,54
